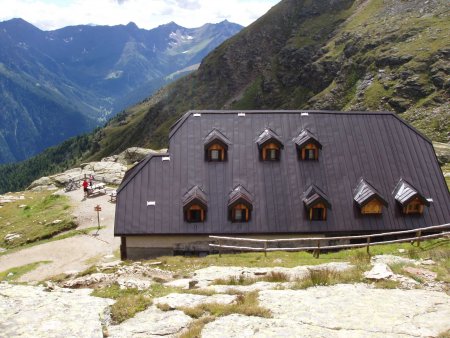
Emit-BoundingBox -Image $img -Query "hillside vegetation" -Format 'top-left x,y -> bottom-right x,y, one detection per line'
1,0 -> 449,193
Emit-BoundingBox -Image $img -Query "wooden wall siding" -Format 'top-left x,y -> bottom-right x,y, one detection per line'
361,199 -> 383,214
403,198 -> 425,215
262,143 -> 280,161
115,111 -> 450,236
301,143 -> 319,160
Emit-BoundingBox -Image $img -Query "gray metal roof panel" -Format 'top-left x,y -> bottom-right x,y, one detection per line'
204,128 -> 231,148
115,110 -> 450,236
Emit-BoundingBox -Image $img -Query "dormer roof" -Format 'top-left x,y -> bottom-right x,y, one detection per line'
255,128 -> 283,148
303,184 -> 331,209
353,178 -> 388,207
228,184 -> 253,210
293,129 -> 322,149
182,185 -> 208,210
393,179 -> 430,207
204,129 -> 230,149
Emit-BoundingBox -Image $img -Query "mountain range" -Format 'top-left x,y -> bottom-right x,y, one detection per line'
0,0 -> 448,193
0,18 -> 242,163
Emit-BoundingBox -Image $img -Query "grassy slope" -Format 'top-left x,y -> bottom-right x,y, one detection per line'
0,191 -> 76,250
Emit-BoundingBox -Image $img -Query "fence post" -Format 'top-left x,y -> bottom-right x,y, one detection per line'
219,239 -> 222,257
264,240 -> 267,258
366,237 -> 371,254
314,240 -> 321,258
416,230 -> 422,247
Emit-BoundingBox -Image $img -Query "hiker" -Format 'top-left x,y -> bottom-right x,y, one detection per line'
89,174 -> 94,186
82,179 -> 89,197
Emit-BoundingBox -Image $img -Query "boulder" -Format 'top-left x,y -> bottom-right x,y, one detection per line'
27,176 -> 53,190
115,147 -> 167,165
433,142 -> 450,165
4,233 -> 21,242
363,263 -> 394,280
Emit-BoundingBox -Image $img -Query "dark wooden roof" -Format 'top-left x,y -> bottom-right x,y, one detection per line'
293,129 -> 322,149
204,128 -> 230,149
228,185 -> 253,210
393,178 -> 430,207
256,128 -> 284,148
183,185 -> 208,210
353,178 -> 388,207
303,184 -> 331,209
115,110 -> 450,236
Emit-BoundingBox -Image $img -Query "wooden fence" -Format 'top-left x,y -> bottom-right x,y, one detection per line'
209,223 -> 450,258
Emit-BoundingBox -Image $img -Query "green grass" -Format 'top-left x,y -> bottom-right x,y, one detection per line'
292,267 -> 364,289
0,261 -> 51,282
110,294 -> 153,324
0,191 -> 76,249
179,291 -> 271,319
179,316 -> 216,338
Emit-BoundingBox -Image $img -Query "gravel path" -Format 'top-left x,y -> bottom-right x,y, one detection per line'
0,189 -> 120,281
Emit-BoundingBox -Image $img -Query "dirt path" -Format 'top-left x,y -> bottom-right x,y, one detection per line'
0,189 -> 120,281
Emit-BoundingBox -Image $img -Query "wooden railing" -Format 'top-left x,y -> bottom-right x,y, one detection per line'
209,223 -> 450,258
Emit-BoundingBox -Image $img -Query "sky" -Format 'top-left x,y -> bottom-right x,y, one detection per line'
0,0 -> 281,30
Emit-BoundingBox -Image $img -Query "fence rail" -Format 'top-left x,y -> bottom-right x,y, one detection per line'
209,223 -> 450,258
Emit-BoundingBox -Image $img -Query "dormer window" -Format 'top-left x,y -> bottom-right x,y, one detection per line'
256,129 -> 283,162
204,129 -> 230,162
303,185 -> 331,221
182,186 -> 207,223
294,129 -> 322,161
353,178 -> 388,215
228,185 -> 253,223
393,179 -> 430,215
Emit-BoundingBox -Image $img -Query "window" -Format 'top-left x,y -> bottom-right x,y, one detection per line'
206,143 -> 226,162
231,204 -> 250,222
261,143 -> 280,161
301,143 -> 318,161
185,204 -> 206,222
403,198 -> 424,215
309,203 -> 326,221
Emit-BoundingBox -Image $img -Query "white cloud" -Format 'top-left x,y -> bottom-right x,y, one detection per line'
0,0 -> 280,30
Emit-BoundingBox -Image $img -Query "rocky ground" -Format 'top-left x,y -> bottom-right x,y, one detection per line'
1,255 -> 449,337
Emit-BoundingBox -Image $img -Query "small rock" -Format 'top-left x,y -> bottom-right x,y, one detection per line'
398,249 -> 406,253
7,272 -> 14,277
4,233 -> 21,242
103,254 -> 115,259
52,220 -> 62,224
364,263 -> 394,280
164,279 -> 191,290
273,259 -> 283,264
0,247 -> 6,253
18,204 -> 27,208
147,261 -> 163,266
188,280 -> 198,289
419,259 -> 436,266
403,267 -> 437,281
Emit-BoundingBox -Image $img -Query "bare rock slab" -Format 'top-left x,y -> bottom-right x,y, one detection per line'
203,285 -> 450,337
0,283 -> 112,338
108,306 -> 191,337
154,293 -> 236,309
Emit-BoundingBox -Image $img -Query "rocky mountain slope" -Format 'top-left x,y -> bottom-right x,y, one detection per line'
0,18 -> 242,163
1,0 -> 448,193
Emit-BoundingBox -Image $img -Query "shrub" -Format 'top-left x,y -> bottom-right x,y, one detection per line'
110,294 -> 152,324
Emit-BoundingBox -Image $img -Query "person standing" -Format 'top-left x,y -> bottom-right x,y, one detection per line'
89,174 -> 94,187
82,179 -> 89,198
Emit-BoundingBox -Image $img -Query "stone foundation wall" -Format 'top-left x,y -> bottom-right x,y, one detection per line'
123,234 -> 351,260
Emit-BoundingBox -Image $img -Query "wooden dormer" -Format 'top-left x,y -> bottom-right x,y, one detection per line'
303,185 -> 331,221
182,186 -> 208,223
393,178 -> 430,216
228,185 -> 253,222
353,178 -> 388,215
293,129 -> 322,161
204,129 -> 230,162
256,128 -> 284,162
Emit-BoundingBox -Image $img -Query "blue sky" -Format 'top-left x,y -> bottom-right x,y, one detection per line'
0,0 -> 280,30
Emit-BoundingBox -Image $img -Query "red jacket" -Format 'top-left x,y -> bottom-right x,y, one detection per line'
82,180 -> 89,188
